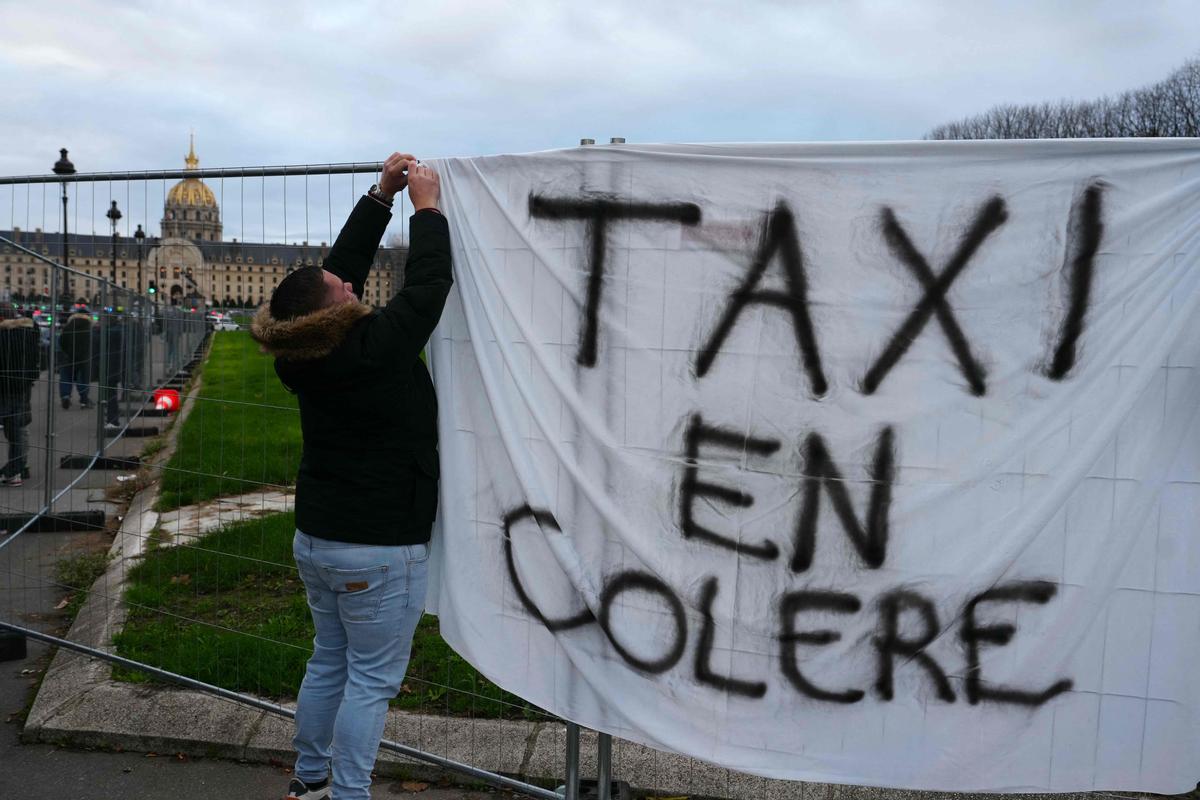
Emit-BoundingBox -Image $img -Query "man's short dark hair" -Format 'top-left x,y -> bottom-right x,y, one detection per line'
269,266 -> 327,320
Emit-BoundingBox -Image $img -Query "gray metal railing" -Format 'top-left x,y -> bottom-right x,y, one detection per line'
0,161 -> 615,800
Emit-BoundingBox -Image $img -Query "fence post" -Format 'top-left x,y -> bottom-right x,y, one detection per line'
122,292 -> 133,426
97,283 -> 108,446
597,732 -> 612,800
43,265 -> 60,507
565,722 -> 581,800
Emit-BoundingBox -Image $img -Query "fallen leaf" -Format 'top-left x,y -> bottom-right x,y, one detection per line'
401,781 -> 430,792
175,753 -> 188,762
169,574 -> 191,585
54,597 -> 71,610
399,684 -> 414,695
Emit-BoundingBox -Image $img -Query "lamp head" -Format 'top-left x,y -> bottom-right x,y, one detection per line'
53,148 -> 75,176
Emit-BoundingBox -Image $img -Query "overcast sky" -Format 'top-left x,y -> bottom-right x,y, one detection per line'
1,0 -> 1197,239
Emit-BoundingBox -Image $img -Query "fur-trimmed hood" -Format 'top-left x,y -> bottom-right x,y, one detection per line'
0,316 -> 34,330
67,312 -> 93,323
250,301 -> 374,361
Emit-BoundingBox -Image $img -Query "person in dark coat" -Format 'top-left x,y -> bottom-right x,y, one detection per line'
93,311 -> 125,430
58,309 -> 94,409
0,308 -> 42,486
163,304 -> 183,367
250,154 -> 451,800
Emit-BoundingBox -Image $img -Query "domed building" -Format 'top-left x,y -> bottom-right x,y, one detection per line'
0,137 -> 407,309
161,138 -> 222,242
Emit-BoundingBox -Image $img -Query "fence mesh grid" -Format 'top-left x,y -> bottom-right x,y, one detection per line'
0,163 -> 802,800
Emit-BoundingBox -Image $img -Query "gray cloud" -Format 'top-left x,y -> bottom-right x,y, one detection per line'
1,0 -> 1196,237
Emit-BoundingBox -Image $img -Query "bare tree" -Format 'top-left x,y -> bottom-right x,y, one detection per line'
927,56 -> 1200,139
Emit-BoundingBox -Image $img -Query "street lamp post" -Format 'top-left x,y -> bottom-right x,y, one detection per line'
106,200 -> 122,285
52,148 -> 74,303
134,224 -> 146,294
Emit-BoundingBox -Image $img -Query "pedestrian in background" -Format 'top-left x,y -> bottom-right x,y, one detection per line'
0,307 -> 41,486
58,307 -> 94,410
93,311 -> 125,431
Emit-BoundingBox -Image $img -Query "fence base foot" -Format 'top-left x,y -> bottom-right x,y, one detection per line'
0,511 -> 106,532
0,631 -> 28,662
120,426 -> 162,438
59,455 -> 141,470
578,779 -> 630,800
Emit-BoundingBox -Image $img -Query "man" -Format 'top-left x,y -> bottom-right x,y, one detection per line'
0,308 -> 41,486
94,310 -> 125,431
251,153 -> 450,800
163,303 -> 182,368
59,307 -> 94,410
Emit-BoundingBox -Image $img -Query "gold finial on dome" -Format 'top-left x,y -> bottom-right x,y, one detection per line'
185,132 -> 199,170
166,134 -> 216,208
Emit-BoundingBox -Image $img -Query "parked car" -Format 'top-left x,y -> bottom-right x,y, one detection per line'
213,317 -> 239,331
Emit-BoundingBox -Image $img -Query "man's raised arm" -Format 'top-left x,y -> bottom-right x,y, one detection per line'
322,152 -> 413,297
365,162 -> 453,366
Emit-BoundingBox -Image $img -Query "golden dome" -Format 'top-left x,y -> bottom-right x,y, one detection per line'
166,136 -> 217,208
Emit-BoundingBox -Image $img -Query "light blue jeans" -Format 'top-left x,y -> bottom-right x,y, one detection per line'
292,530 -> 429,800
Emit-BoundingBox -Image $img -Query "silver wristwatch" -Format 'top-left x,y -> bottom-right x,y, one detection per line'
367,184 -> 394,207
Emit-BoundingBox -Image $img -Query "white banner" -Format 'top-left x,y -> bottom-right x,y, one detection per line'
426,140 -> 1200,793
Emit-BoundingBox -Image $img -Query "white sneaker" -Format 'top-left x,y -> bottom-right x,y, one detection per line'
286,776 -> 330,800
0,475 -> 23,487
104,422 -> 121,432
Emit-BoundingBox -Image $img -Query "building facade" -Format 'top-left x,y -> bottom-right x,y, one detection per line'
0,141 -> 405,309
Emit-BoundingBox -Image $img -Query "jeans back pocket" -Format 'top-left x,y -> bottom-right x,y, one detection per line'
323,564 -> 390,622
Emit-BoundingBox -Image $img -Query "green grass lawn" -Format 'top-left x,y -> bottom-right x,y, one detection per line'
115,512 -> 541,719
156,331 -> 302,511
134,330 -> 538,718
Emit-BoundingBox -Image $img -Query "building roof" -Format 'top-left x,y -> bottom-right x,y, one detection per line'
0,228 -> 405,269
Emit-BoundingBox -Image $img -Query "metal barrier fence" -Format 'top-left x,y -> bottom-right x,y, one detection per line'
0,160 -> 615,800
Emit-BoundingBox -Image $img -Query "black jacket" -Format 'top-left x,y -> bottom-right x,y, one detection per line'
251,197 -> 452,545
92,316 -> 125,382
60,312 -> 93,368
0,317 -> 41,406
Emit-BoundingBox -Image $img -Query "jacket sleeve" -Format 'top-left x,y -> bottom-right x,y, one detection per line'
362,209 -> 453,367
322,195 -> 393,299
21,329 -> 39,382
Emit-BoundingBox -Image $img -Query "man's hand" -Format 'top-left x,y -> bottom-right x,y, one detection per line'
378,152 -> 416,198
407,163 -> 441,213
